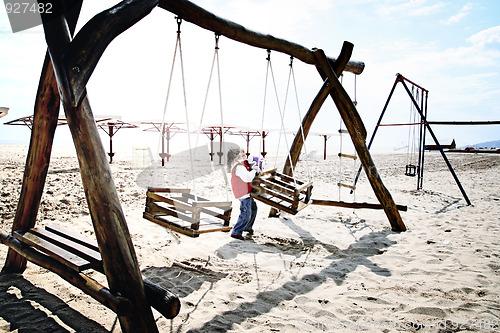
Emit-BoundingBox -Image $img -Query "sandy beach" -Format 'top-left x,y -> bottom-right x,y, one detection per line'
0,145 -> 499,332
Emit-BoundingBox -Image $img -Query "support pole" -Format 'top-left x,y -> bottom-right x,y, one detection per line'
166,126 -> 171,162
209,132 -> 215,161
2,53 -> 61,273
218,126 -> 224,165
161,125 -> 166,166
261,131 -> 267,158
108,124 -> 115,164
246,132 -> 251,157
322,135 -> 329,160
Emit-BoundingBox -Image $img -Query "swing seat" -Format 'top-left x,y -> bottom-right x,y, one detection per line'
143,187 -> 232,237
2,225 -> 180,319
405,164 -> 418,177
251,169 -> 313,215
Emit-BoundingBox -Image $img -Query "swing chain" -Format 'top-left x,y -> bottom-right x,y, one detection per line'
266,49 -> 271,61
289,56 -> 293,67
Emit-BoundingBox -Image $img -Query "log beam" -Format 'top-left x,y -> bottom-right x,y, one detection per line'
158,0 -> 364,75
312,199 -> 407,212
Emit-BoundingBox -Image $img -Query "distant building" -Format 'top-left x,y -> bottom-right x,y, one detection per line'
425,139 -> 456,151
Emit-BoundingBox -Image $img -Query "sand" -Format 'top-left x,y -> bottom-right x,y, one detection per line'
0,145 -> 499,332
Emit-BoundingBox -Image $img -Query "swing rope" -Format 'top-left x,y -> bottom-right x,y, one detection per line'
288,56 -> 312,181
263,51 -> 298,185
406,86 -> 419,168
160,17 -> 196,194
158,18 -> 182,161
191,33 -> 230,200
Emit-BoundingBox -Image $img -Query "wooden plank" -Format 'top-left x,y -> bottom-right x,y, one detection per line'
144,210 -> 232,237
149,202 -> 196,224
338,182 -> 356,190
192,200 -> 232,208
196,226 -> 232,234
259,168 -> 277,177
13,231 -> 91,272
255,178 -> 296,197
251,193 -> 297,215
29,227 -> 102,270
199,207 -> 232,223
260,177 -> 298,193
253,185 -> 295,205
148,187 -> 190,194
181,192 -> 207,201
46,225 -> 99,252
295,181 -> 313,194
275,172 -> 305,185
312,199 -> 408,211
144,212 -> 198,237
338,153 -> 357,160
147,191 -> 195,212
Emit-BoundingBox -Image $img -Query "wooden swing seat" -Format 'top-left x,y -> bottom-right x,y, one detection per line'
143,187 -> 232,237
251,168 -> 313,215
405,163 -> 418,177
1,225 -> 180,319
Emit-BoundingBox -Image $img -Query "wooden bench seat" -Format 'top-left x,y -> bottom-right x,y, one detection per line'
2,225 -> 180,319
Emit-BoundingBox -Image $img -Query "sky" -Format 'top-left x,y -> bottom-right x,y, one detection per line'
1,0 -> 499,157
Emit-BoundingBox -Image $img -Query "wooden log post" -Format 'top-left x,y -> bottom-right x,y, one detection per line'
38,1 -> 160,331
2,54 -> 60,274
2,0 -> 83,274
313,49 -> 406,232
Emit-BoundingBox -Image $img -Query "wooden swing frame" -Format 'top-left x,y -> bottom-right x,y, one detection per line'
1,0 -> 403,331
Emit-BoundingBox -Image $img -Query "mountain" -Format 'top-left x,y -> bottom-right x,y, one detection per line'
460,140 -> 500,149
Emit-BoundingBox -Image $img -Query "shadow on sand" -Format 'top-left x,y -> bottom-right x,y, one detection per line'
0,273 -> 108,332
187,217 -> 397,332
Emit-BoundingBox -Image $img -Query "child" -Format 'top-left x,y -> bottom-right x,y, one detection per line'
230,153 -> 261,240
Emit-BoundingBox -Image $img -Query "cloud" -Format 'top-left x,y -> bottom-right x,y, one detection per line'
377,0 -> 446,17
467,25 -> 500,47
440,3 -> 473,25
